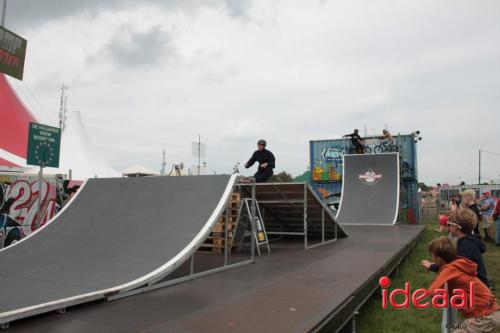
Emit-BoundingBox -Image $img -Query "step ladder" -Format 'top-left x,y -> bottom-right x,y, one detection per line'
233,198 -> 270,255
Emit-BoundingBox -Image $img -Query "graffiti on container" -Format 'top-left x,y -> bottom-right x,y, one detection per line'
312,148 -> 345,182
321,148 -> 344,161
0,175 -> 79,248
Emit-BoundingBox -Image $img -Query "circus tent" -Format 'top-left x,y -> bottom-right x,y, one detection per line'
0,74 -> 120,179
0,74 -> 37,168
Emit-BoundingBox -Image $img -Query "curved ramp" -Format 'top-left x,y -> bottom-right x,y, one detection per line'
336,153 -> 399,225
0,175 -> 236,325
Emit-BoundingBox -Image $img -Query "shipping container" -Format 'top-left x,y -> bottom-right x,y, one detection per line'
309,133 -> 420,224
309,134 -> 418,183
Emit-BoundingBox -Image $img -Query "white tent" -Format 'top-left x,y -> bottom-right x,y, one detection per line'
32,111 -> 121,180
122,165 -> 160,177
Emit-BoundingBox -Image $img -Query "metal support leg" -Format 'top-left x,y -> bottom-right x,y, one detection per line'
250,180 -> 256,261
351,310 -> 359,333
303,183 -> 308,249
321,200 -> 325,243
190,255 -> 194,275
224,198 -> 229,266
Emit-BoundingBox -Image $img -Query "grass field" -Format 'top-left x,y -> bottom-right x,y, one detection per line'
356,218 -> 500,333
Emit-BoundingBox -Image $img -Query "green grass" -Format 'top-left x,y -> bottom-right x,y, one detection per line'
356,219 -> 500,333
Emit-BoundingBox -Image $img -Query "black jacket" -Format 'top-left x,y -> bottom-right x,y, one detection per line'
245,149 -> 275,170
467,204 -> 482,236
430,235 -> 488,285
344,133 -> 363,145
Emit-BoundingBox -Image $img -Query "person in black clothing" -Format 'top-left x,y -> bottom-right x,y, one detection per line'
421,208 -> 492,289
245,139 -> 275,183
461,189 -> 482,237
343,129 -> 364,154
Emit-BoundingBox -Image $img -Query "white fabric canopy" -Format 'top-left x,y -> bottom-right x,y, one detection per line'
122,165 -> 160,176
29,111 -> 120,180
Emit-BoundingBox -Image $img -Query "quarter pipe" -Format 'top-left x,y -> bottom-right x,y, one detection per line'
336,153 -> 400,225
0,174 -> 237,326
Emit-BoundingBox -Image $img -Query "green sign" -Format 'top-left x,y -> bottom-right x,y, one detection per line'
27,123 -> 61,168
0,26 -> 27,80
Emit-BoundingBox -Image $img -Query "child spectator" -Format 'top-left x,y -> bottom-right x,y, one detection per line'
422,208 -> 490,287
426,237 -> 499,332
435,214 -> 449,233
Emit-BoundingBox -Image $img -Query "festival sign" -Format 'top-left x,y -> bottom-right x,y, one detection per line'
0,26 -> 27,80
26,123 -> 61,168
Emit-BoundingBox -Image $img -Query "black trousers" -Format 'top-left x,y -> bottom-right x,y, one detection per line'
353,142 -> 364,154
254,168 -> 273,183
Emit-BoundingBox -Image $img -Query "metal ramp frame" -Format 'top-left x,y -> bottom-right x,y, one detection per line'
242,182 -> 348,249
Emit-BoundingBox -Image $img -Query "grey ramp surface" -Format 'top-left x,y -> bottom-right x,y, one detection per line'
336,153 -> 399,225
0,175 -> 233,321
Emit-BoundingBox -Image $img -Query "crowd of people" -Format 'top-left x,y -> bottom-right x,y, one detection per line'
423,190 -> 500,332
446,190 -> 500,245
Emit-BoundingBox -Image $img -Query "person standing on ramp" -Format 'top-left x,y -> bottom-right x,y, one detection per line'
245,139 -> 275,183
343,129 -> 365,154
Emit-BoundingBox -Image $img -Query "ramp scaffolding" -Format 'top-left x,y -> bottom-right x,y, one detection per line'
242,183 -> 348,249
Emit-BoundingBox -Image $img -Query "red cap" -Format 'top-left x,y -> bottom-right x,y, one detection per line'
439,215 -> 449,225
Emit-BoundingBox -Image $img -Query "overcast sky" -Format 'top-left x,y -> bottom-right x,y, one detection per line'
5,0 -> 500,184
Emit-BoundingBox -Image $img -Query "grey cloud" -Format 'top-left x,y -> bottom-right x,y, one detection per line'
4,0 -> 247,32
94,24 -> 176,69
224,0 -> 251,18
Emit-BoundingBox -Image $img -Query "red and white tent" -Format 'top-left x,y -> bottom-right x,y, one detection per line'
0,74 -> 120,179
0,74 -> 37,167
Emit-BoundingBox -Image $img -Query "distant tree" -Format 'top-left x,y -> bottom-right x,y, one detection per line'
269,171 -> 294,183
460,181 -> 466,186
418,182 -> 430,192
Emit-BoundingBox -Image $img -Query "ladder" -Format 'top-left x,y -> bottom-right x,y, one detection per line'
233,198 -> 270,255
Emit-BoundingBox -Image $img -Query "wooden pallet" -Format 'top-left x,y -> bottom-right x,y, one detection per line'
198,192 -> 241,254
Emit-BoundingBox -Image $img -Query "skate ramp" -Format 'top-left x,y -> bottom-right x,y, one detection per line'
336,153 -> 399,225
0,175 -> 236,325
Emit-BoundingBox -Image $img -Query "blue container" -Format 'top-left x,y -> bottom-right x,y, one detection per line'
310,134 -> 418,183
309,134 -> 420,223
